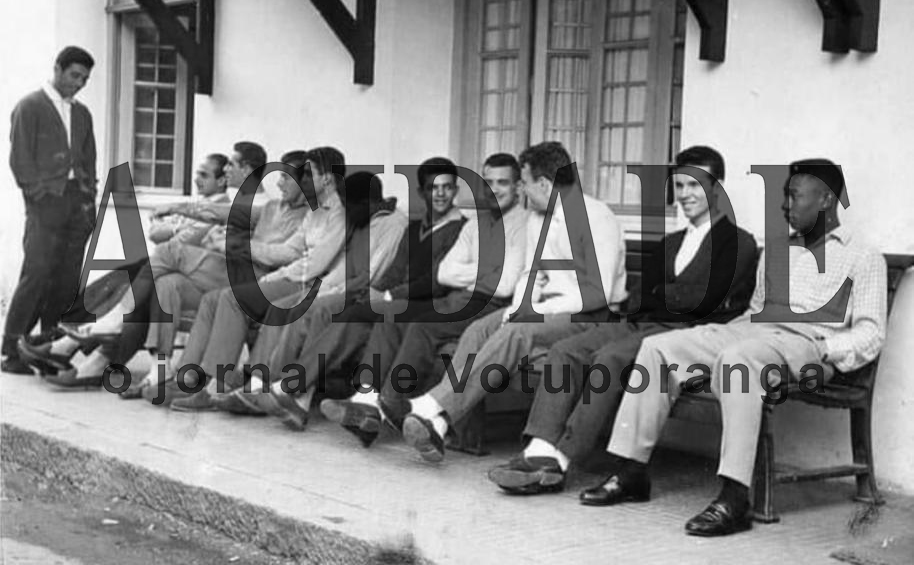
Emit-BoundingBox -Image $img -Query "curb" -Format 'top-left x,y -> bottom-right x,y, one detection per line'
1,422 -> 428,564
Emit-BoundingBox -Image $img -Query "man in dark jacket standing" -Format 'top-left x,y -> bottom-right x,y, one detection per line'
3,46 -> 97,374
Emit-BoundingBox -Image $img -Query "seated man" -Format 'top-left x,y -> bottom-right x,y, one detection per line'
19,152 -> 232,373
257,153 -> 528,437
487,146 -> 758,493
170,170 -> 410,412
177,157 -> 467,413
398,141 -> 628,462
577,159 -> 886,537
41,143 -> 311,388
140,147 -> 350,404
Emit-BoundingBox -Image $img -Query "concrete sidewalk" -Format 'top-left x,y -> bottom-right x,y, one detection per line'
2,370 -> 912,564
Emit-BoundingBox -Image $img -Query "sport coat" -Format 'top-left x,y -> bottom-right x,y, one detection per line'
9,89 -> 97,198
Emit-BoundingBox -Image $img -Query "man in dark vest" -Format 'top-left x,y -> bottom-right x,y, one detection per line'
3,46 -> 97,374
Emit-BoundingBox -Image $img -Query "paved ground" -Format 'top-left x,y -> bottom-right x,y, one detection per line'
2,369 -> 913,565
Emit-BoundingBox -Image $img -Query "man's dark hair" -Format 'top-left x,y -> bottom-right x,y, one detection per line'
280,150 -> 309,183
56,46 -> 95,71
676,145 -> 725,182
342,171 -> 384,229
233,141 -> 267,182
307,146 -> 346,190
417,157 -> 458,189
518,141 -> 575,186
483,153 -> 521,181
205,153 -> 229,179
789,158 -> 845,201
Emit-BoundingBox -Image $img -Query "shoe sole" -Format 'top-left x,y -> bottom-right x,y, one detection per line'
488,468 -> 565,494
579,492 -> 651,507
402,417 -> 444,463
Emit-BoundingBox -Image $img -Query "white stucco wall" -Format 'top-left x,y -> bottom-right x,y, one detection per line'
677,0 -> 914,494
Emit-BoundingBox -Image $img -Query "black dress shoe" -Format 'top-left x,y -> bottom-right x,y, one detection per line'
59,325 -> 120,350
684,500 -> 752,537
1,356 -> 34,375
320,398 -> 382,447
488,455 -> 565,494
255,390 -> 310,431
402,413 -> 445,463
42,368 -> 104,390
17,339 -> 73,375
579,474 -> 651,506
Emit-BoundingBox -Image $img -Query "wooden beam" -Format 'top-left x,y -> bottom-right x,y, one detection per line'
310,0 -> 376,85
812,0 -> 880,53
684,0 -> 728,62
134,0 -> 215,95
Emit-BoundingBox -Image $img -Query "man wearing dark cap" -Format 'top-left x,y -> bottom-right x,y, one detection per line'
3,46 -> 98,374
579,159 -> 887,537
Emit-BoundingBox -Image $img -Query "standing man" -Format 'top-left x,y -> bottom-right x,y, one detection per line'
3,46 -> 97,374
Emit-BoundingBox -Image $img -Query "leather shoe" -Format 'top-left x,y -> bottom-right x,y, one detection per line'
209,389 -> 267,416
488,455 -> 565,494
171,389 -> 219,412
579,474 -> 651,506
42,367 -> 104,390
255,390 -> 310,431
320,398 -> 381,447
684,500 -> 752,537
402,413 -> 446,463
2,356 -> 34,375
17,338 -> 73,375
59,324 -> 120,349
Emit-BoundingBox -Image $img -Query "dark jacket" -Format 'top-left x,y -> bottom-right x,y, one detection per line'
632,216 -> 758,324
9,89 -> 97,198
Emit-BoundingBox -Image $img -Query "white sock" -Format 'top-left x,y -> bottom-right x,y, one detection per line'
248,376 -> 264,393
351,389 -> 379,408
524,437 -> 570,472
50,336 -> 79,356
90,296 -> 134,334
75,350 -> 111,379
410,394 -> 448,438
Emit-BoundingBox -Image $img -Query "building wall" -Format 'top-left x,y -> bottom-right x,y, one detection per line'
677,0 -> 914,494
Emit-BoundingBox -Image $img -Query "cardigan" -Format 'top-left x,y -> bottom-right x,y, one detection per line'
9,89 -> 96,198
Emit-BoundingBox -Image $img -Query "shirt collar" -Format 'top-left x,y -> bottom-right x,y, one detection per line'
43,82 -> 71,104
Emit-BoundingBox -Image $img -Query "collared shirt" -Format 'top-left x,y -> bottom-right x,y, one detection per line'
42,82 -> 74,179
437,204 -> 529,298
739,225 -> 887,373
509,193 -> 627,315
420,206 -> 465,238
259,190 -> 346,284
674,216 -> 714,276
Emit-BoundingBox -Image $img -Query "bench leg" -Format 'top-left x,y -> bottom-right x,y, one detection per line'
445,400 -> 490,456
752,411 -> 779,523
850,406 -> 884,505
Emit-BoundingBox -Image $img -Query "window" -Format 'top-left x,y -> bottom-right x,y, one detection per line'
111,10 -> 194,194
456,0 -> 686,218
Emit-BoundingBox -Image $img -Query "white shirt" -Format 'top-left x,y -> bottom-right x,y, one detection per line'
674,217 -> 713,276
42,82 -> 74,179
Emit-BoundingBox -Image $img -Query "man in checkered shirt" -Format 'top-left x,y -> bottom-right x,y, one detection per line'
577,159 -> 887,537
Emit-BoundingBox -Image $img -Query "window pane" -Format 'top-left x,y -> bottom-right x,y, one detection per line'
158,66 -> 176,83
156,137 -> 174,160
632,15 -> 650,40
482,93 -> 502,126
154,164 -> 173,188
158,47 -> 176,66
137,47 -> 156,64
134,136 -> 153,160
158,88 -> 176,110
486,1 -> 502,27
135,110 -> 154,133
625,127 -> 643,161
156,112 -> 175,135
133,162 -> 152,187
137,65 -> 155,82
135,86 -> 155,109
629,49 -> 648,82
627,86 -> 646,121
608,165 -> 624,204
623,168 -> 641,205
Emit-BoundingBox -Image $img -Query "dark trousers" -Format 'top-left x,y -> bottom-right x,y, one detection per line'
4,183 -> 96,356
522,321 -> 683,463
371,291 -> 510,402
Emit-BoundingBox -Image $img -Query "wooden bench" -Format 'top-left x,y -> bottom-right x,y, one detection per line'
447,242 -> 914,522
